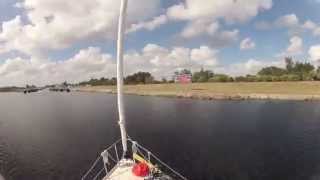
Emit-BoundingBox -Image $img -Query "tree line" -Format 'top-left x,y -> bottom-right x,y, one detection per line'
79,72 -> 166,86
79,57 -> 320,86
189,57 -> 320,83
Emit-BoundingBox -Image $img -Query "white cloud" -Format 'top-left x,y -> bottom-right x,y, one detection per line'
0,44 -> 220,86
127,15 -> 168,33
281,36 -> 303,56
0,0 -> 161,56
302,20 -> 317,30
178,19 -> 239,47
125,44 -> 219,78
166,0 -> 271,47
180,20 -> 219,38
0,47 -> 115,86
217,59 -> 285,76
309,45 -> 320,63
256,14 -> 320,37
191,46 -> 219,66
275,14 -> 299,28
167,0 -> 272,23
0,41 -> 295,86
240,38 -> 256,50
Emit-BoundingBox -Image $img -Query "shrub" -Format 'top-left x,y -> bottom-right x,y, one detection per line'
209,74 -> 233,82
279,74 -> 301,81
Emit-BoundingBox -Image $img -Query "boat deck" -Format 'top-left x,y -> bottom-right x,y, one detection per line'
103,159 -> 145,180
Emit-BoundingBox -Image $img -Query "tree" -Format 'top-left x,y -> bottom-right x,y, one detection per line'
161,78 -> 167,83
285,57 -> 294,73
192,68 -> 214,82
209,74 -> 233,82
125,72 -> 154,84
258,66 -> 287,76
314,67 -> 320,80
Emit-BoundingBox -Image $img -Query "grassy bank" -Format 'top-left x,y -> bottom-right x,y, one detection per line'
77,82 -> 320,101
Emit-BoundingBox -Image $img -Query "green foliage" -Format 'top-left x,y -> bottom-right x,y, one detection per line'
279,74 -> 301,81
246,75 -> 259,82
258,66 -> 287,76
79,77 -> 117,86
192,68 -> 214,82
285,57 -> 294,73
209,74 -> 233,82
234,76 -> 247,82
252,57 -> 317,82
125,72 -> 154,84
78,57 -> 320,85
79,72 -> 155,86
313,67 -> 320,80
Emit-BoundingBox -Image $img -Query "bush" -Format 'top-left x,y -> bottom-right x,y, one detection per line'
209,74 -> 233,82
279,74 -> 301,81
302,73 -> 314,81
245,75 -> 259,82
234,76 -> 245,82
197,76 -> 208,82
257,75 -> 273,82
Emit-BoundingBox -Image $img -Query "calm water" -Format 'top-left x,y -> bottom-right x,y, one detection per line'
1,92 -> 320,180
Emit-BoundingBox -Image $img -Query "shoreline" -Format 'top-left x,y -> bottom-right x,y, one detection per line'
75,82 -> 320,101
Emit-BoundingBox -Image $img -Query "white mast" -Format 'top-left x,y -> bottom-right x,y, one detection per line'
117,0 -> 128,155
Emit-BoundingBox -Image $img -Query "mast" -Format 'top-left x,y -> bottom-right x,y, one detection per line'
117,0 -> 128,156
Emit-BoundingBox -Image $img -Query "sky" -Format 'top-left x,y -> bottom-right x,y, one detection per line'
0,0 -> 320,86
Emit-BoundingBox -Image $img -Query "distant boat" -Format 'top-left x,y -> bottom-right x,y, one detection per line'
81,0 -> 187,179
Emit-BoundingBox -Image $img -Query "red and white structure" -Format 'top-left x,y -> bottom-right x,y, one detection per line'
175,73 -> 192,84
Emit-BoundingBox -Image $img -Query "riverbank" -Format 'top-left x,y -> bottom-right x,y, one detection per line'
0,87 -> 24,92
76,82 -> 320,101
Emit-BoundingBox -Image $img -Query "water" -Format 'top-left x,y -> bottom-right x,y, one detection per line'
1,92 -> 320,180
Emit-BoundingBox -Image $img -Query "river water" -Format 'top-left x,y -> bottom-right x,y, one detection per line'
1,92 -> 320,180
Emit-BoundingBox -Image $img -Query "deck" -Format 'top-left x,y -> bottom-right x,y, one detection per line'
103,159 -> 145,180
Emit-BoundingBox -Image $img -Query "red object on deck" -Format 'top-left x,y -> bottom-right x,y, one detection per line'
132,163 -> 150,177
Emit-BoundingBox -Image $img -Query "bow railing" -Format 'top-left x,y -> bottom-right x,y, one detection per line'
81,138 -> 187,180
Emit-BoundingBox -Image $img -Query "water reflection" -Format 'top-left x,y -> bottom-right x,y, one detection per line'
1,92 -> 320,180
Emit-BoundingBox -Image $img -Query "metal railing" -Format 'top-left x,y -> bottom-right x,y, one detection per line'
81,138 -> 187,180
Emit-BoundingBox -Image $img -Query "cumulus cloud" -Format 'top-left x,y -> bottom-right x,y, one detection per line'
275,14 -> 299,28
256,14 -> 320,37
167,0 -> 272,23
0,47 -> 115,86
127,15 -> 168,33
124,44 -> 219,78
217,59 -> 285,76
0,0 -> 161,55
165,0 -> 271,47
0,44 -> 220,86
309,45 -> 320,63
178,20 -> 239,47
180,20 -> 219,38
279,36 -> 303,56
240,38 -> 256,50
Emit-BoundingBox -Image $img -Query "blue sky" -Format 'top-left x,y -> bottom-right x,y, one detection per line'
0,0 -> 320,86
